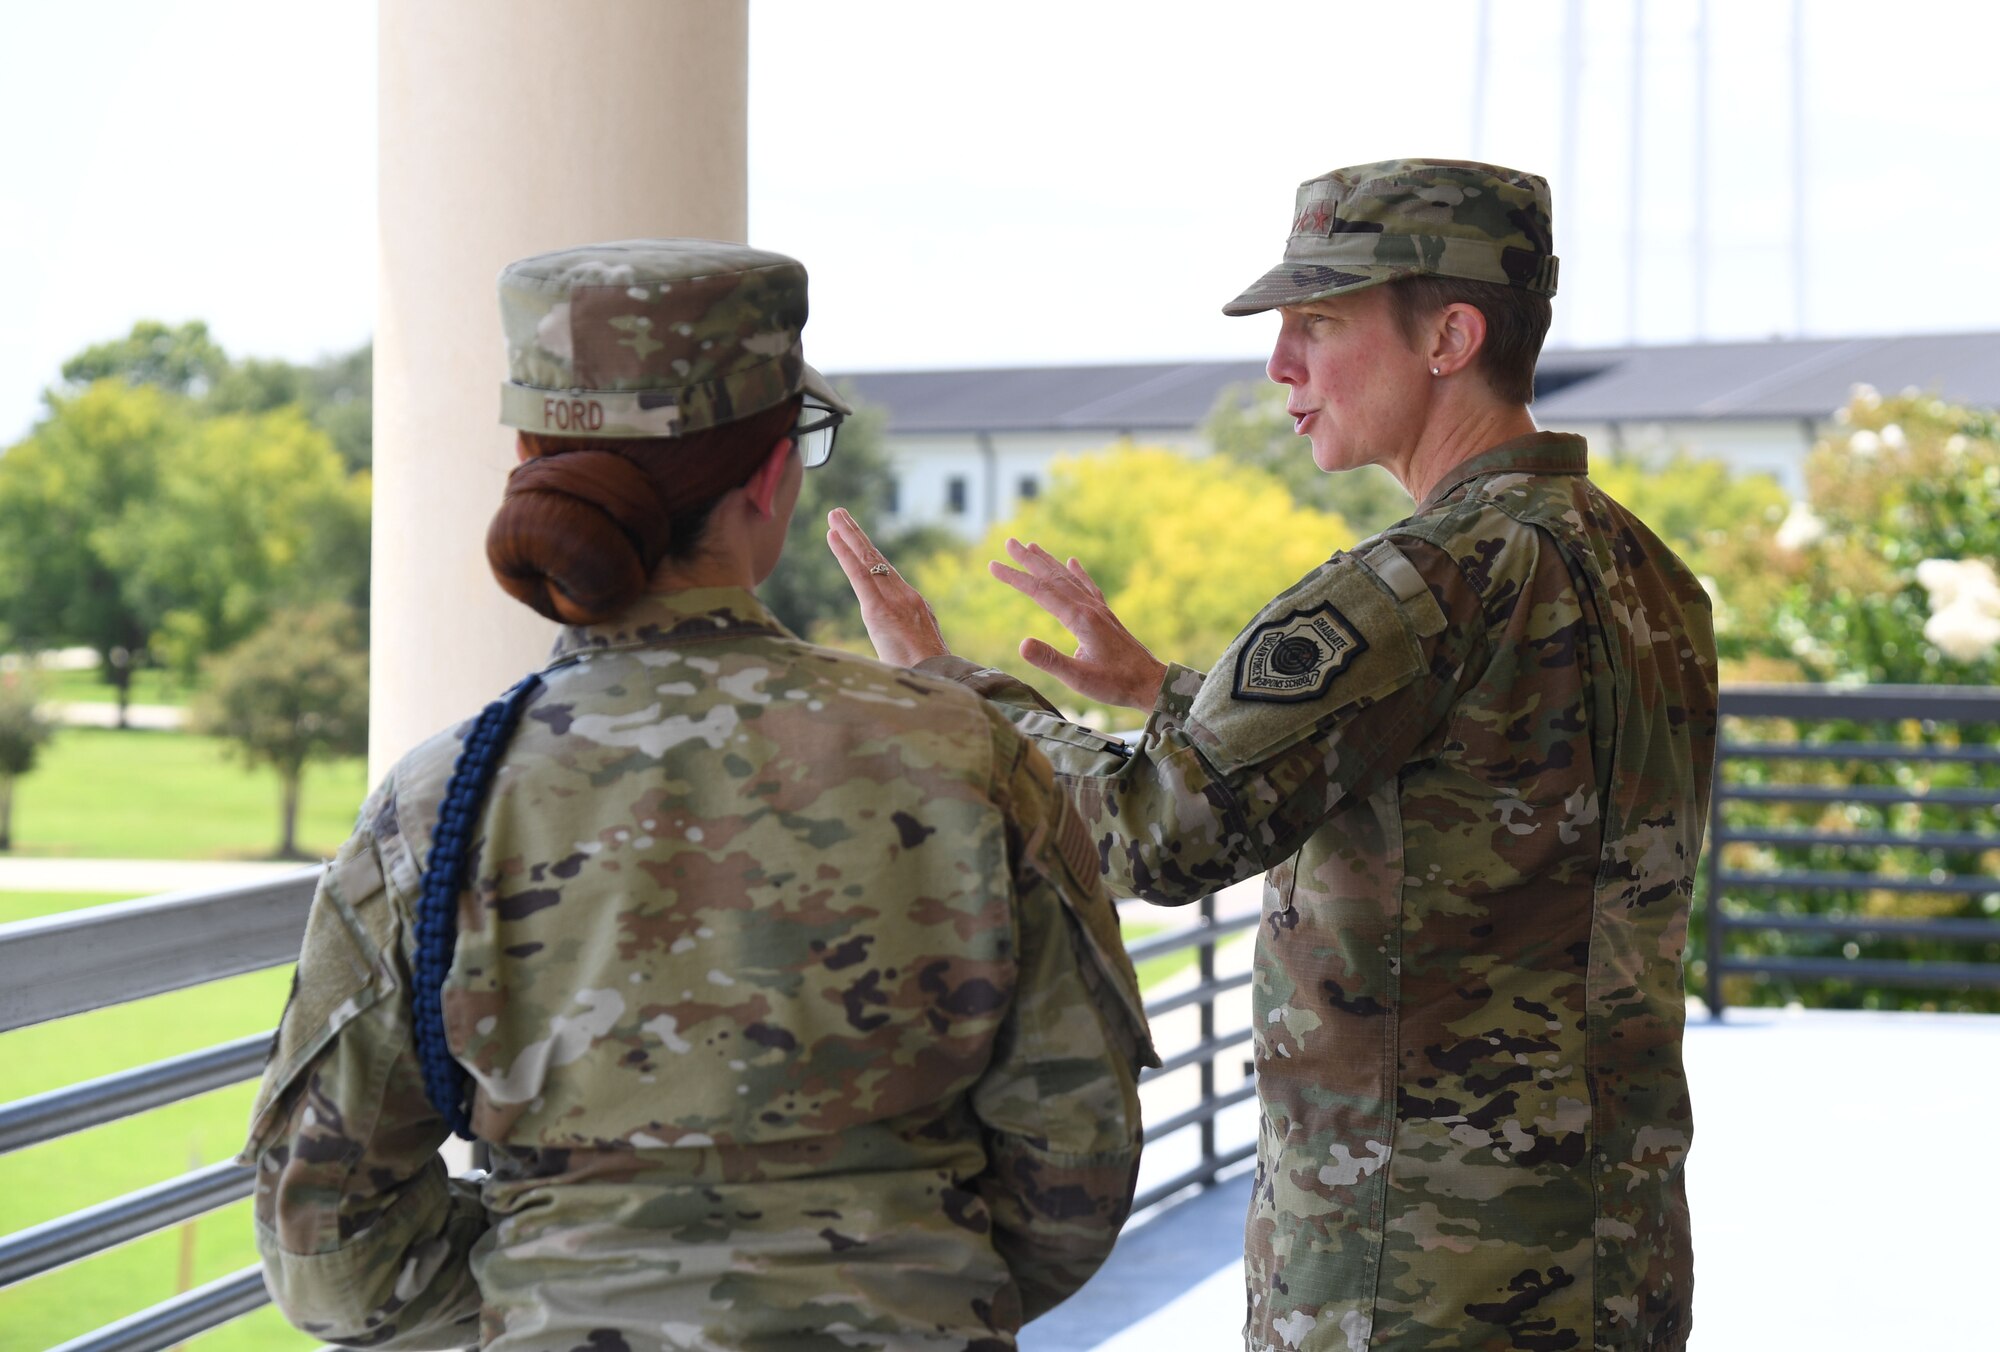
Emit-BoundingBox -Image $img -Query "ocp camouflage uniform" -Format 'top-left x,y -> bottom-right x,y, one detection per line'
241,588 -> 1156,1351
922,433 -> 1718,1350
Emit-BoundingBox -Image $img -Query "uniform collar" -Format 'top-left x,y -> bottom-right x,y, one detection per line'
548,586 -> 795,664
1416,430 -> 1589,514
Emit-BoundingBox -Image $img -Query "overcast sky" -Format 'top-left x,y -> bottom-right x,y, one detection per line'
3,0 -> 1996,444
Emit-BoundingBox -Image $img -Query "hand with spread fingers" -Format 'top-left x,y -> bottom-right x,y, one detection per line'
826,507 -> 950,667
988,538 -> 1167,711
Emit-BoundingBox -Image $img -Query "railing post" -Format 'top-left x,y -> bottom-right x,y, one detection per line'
1706,732 -> 1727,1020
1198,892 -> 1217,1173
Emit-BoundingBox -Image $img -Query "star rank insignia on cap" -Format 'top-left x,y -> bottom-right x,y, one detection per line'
1232,603 -> 1369,703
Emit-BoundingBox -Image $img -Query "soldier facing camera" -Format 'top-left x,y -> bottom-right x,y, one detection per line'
834,159 -> 1718,1352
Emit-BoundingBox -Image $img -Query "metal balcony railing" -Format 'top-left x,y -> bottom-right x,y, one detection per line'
0,869 -> 1256,1350
1704,684 -> 2000,1016
0,870 -> 319,1352
43,680 -> 2000,1343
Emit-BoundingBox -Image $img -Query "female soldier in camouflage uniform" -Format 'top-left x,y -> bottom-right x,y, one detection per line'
242,240 -> 1155,1352
833,162 -> 1717,1351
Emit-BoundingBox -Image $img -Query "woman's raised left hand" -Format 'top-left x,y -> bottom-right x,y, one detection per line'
826,508 -> 951,667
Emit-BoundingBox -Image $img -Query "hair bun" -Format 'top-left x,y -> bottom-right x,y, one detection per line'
487,451 -> 671,624
503,451 -> 671,561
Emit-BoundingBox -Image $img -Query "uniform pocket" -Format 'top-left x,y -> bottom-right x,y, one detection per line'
243,838 -> 394,1156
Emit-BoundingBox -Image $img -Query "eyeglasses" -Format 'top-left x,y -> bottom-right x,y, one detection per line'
794,399 -> 844,469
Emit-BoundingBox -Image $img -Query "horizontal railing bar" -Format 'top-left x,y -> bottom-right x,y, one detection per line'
0,1033 -> 273,1156
1719,784 -> 2000,807
1143,1027 -> 1256,1083
1720,684 -> 2000,722
1124,912 -> 1259,964
1144,1083 -> 1259,1145
1716,828 -> 2000,852
1719,740 -> 2000,764
1717,869 -> 1998,896
1144,972 -> 1253,1020
1132,1141 -> 1259,1215
1715,912 -> 2000,942
0,868 -> 320,1033
0,1161 -> 254,1288
45,1265 -> 269,1352
1714,956 -> 2000,987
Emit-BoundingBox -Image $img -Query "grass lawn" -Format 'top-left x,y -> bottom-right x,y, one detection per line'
6,727 -> 367,860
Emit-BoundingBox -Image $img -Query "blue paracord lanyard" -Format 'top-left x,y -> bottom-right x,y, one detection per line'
413,672 -> 544,1140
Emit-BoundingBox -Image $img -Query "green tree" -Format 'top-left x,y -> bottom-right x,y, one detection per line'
63,319 -> 373,472
0,671 -> 55,851
0,381 -> 181,724
914,444 -> 1356,723
300,342 -> 373,473
101,405 -> 371,676
60,320 -> 230,397
211,343 -> 373,472
2,328 -> 376,717
193,606 -> 369,859
1204,379 -> 1414,536
764,398 -> 955,642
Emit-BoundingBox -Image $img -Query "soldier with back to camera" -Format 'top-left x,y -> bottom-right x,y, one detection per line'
243,239 -> 1155,1352
832,159 -> 1718,1351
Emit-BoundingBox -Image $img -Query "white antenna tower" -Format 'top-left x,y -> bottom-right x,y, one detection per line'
1471,0 -> 1492,157
1557,0 -> 1584,349
1627,0 -> 1645,344
1791,0 -> 1808,335
1693,0 -> 1710,339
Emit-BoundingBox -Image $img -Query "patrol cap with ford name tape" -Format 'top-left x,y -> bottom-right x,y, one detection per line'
1223,158 -> 1559,316
498,239 -> 850,439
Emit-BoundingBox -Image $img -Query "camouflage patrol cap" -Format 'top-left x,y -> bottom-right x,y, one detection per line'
1223,158 -> 1559,316
498,239 -> 850,439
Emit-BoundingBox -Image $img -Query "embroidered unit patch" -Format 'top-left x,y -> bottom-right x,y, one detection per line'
1232,603 -> 1369,703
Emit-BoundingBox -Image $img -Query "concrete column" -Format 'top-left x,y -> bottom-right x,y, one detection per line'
373,0 -> 747,780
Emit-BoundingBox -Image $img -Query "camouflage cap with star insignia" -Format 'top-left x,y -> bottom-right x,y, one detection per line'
497,239 -> 850,440
1223,158 -> 1559,316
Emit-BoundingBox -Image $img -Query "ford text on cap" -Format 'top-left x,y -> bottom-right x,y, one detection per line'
1223,158 -> 1559,317
498,239 -> 850,440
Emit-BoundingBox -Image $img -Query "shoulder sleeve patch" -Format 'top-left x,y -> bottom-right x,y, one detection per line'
1189,550 -> 1427,776
1232,602 -> 1370,703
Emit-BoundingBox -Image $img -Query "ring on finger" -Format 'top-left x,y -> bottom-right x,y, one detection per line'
868,563 -> 892,576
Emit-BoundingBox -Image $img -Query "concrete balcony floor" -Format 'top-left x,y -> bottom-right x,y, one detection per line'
1025,1006 -> 2000,1351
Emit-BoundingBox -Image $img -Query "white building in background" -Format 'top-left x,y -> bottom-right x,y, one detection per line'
835,330 -> 2000,538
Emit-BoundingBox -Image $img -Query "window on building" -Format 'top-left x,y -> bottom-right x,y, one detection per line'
947,476 -> 968,515
1017,475 -> 1040,501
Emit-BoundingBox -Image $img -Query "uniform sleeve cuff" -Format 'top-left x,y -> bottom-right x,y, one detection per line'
1154,663 -> 1204,724
914,654 -> 989,683
914,655 -> 1063,715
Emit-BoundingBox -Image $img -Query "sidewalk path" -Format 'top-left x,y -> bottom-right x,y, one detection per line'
47,701 -> 187,730
0,857 -> 310,895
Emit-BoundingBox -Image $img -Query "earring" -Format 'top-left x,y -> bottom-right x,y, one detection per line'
1431,366 -> 1441,376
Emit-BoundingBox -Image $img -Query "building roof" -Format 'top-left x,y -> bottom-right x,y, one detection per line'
832,330 -> 2000,434
829,361 -> 1266,436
